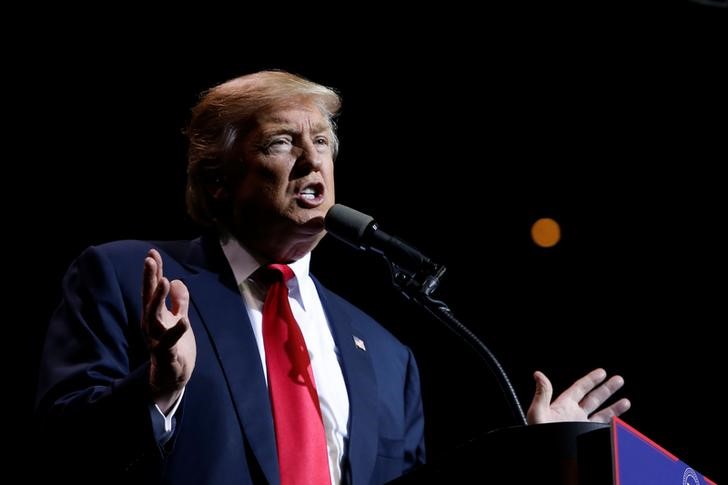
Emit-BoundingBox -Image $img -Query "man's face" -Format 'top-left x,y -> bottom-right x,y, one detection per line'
228,101 -> 336,260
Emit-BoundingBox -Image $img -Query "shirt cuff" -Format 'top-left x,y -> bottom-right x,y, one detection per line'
153,387 -> 185,432
149,387 -> 185,444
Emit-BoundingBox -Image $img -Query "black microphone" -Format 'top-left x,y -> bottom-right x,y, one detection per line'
324,204 -> 437,273
325,204 -> 527,425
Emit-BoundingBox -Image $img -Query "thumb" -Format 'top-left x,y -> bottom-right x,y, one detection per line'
527,370 -> 553,423
169,279 -> 190,315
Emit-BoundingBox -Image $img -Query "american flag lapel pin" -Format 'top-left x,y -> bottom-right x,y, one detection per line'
353,336 -> 366,351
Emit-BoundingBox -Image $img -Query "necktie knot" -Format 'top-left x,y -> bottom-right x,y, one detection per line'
261,263 -> 295,284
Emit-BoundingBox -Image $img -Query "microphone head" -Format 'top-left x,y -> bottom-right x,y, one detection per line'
324,204 -> 375,250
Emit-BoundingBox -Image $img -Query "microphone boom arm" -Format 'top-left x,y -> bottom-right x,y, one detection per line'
385,257 -> 528,427
324,203 -> 527,426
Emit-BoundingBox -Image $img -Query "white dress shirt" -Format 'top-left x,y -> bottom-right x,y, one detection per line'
221,236 -> 350,485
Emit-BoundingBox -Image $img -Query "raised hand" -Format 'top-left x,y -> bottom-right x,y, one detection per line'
527,368 -> 631,425
142,249 -> 197,412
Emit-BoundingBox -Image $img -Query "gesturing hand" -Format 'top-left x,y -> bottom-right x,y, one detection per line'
527,368 -> 631,425
142,249 -> 196,413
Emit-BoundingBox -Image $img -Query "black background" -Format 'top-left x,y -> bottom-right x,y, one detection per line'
19,1 -> 724,482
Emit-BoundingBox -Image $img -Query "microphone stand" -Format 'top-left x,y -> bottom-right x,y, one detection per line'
386,258 -> 528,427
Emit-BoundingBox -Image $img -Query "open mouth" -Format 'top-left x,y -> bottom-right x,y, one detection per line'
295,182 -> 325,207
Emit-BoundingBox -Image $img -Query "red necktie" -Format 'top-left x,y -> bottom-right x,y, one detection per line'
261,264 -> 331,485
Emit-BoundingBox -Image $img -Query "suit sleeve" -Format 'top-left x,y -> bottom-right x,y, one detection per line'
35,245 -> 170,479
403,347 -> 426,471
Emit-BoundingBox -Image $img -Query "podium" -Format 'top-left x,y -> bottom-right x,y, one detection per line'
389,417 -> 715,484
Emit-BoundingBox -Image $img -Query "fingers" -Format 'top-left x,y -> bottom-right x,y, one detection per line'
144,276 -> 170,338
589,398 -> 632,423
156,318 -> 190,351
532,370 -> 553,400
560,368 -> 608,403
169,280 -> 190,316
530,371 -> 553,407
526,371 -> 554,425
142,257 -> 156,308
141,250 -> 192,354
142,249 -> 163,308
580,374 -> 625,415
150,248 -> 163,280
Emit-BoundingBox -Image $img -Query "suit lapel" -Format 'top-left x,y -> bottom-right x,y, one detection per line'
181,237 -> 378,484
183,238 -> 279,485
315,279 -> 379,485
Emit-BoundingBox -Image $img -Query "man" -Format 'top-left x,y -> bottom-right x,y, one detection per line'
36,70 -> 629,484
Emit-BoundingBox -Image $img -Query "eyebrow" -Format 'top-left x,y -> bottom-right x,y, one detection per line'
259,120 -> 331,137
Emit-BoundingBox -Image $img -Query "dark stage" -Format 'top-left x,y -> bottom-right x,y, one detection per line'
21,1 -> 724,482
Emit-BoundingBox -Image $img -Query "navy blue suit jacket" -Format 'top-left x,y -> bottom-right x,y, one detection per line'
36,236 -> 425,484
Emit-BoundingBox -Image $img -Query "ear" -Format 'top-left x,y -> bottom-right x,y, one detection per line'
206,173 -> 229,201
211,185 -> 228,201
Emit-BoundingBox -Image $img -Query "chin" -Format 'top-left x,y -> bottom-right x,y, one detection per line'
294,203 -> 330,223
297,214 -> 326,233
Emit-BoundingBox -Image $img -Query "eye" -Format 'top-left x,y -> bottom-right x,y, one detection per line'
314,136 -> 329,145
270,137 -> 291,146
263,136 -> 292,153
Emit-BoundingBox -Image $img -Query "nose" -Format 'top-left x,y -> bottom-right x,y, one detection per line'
294,138 -> 323,173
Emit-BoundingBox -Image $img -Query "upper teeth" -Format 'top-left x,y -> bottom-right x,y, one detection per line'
301,188 -> 316,199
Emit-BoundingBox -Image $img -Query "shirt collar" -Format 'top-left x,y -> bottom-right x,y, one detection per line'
219,233 -> 312,290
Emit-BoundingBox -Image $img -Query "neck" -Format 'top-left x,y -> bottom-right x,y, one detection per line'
222,228 -> 322,264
